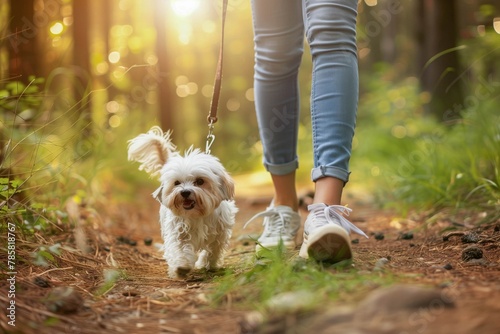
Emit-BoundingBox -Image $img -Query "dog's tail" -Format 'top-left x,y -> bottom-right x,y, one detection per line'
127,126 -> 176,177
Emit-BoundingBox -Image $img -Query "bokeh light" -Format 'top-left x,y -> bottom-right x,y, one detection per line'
245,88 -> 254,102
106,101 -> 120,113
171,0 -> 200,17
226,98 -> 240,111
494,18 -> 500,34
109,115 -> 121,128
50,22 -> 64,35
391,125 -> 407,139
108,51 -> 121,64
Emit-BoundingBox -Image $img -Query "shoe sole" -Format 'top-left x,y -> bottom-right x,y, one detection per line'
299,225 -> 352,263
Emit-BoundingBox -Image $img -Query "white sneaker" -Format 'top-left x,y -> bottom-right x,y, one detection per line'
244,204 -> 301,253
299,203 -> 368,263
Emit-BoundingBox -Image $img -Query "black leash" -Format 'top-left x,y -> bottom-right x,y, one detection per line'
205,0 -> 228,154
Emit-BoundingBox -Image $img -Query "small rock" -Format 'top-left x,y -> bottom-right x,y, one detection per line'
44,287 -> 83,314
461,246 -> 483,262
461,232 -> 480,244
144,237 -> 153,246
374,232 -> 384,241
266,291 -> 316,313
117,236 -> 137,246
399,231 -> 414,240
243,311 -> 265,331
374,258 -> 389,271
443,263 -> 453,270
356,285 -> 454,318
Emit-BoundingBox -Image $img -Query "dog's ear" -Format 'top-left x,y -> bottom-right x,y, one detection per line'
218,170 -> 235,200
128,126 -> 176,177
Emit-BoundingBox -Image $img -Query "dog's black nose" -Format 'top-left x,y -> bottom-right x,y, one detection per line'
180,190 -> 191,198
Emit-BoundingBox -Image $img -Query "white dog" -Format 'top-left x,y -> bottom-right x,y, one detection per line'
127,126 -> 237,278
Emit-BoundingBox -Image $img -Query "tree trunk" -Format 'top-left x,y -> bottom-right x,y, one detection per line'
153,0 -> 176,138
8,0 -> 38,82
72,0 -> 92,143
418,0 -> 463,121
72,0 -> 91,98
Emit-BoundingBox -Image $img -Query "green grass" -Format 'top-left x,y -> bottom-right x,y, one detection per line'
210,245 -> 395,314
350,73 -> 499,220
387,103 -> 499,216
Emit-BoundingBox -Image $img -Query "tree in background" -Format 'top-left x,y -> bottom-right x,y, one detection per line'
417,0 -> 463,121
72,0 -> 92,131
154,0 -> 176,137
8,0 -> 39,82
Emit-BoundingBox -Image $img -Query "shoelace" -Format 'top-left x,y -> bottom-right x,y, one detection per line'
243,208 -> 292,236
308,203 -> 368,238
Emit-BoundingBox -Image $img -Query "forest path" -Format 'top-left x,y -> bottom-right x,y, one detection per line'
2,177 -> 500,333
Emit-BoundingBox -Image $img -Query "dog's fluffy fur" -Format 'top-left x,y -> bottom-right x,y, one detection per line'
128,126 -> 237,278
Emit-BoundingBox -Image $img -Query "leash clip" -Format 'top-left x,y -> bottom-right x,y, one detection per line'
205,120 -> 216,154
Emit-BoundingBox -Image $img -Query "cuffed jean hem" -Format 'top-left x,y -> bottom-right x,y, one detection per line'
264,159 -> 299,176
311,165 -> 350,183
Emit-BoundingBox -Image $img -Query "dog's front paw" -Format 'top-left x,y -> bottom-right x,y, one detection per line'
175,266 -> 191,278
195,250 -> 209,270
167,265 -> 192,279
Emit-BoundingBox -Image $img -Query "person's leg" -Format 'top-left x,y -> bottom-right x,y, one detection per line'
271,173 -> 298,211
305,0 -> 359,188
313,177 -> 344,206
299,0 -> 368,262
252,0 -> 303,183
246,0 -> 304,251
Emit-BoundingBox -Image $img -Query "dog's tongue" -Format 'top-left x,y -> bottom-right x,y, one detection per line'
182,199 -> 196,210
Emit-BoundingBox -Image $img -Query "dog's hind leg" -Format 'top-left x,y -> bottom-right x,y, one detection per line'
203,240 -> 227,270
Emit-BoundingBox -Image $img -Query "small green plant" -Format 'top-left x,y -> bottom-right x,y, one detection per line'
32,243 -> 62,267
0,177 -> 23,202
95,269 -> 127,296
0,77 -> 45,115
0,177 -> 65,237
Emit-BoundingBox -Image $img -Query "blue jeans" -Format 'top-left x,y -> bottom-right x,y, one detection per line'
251,0 -> 359,183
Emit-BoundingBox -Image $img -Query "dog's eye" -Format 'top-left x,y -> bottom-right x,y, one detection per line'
174,181 -> 181,186
195,178 -> 204,186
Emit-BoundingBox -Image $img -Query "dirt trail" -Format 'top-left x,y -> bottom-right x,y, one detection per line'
1,179 -> 500,333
